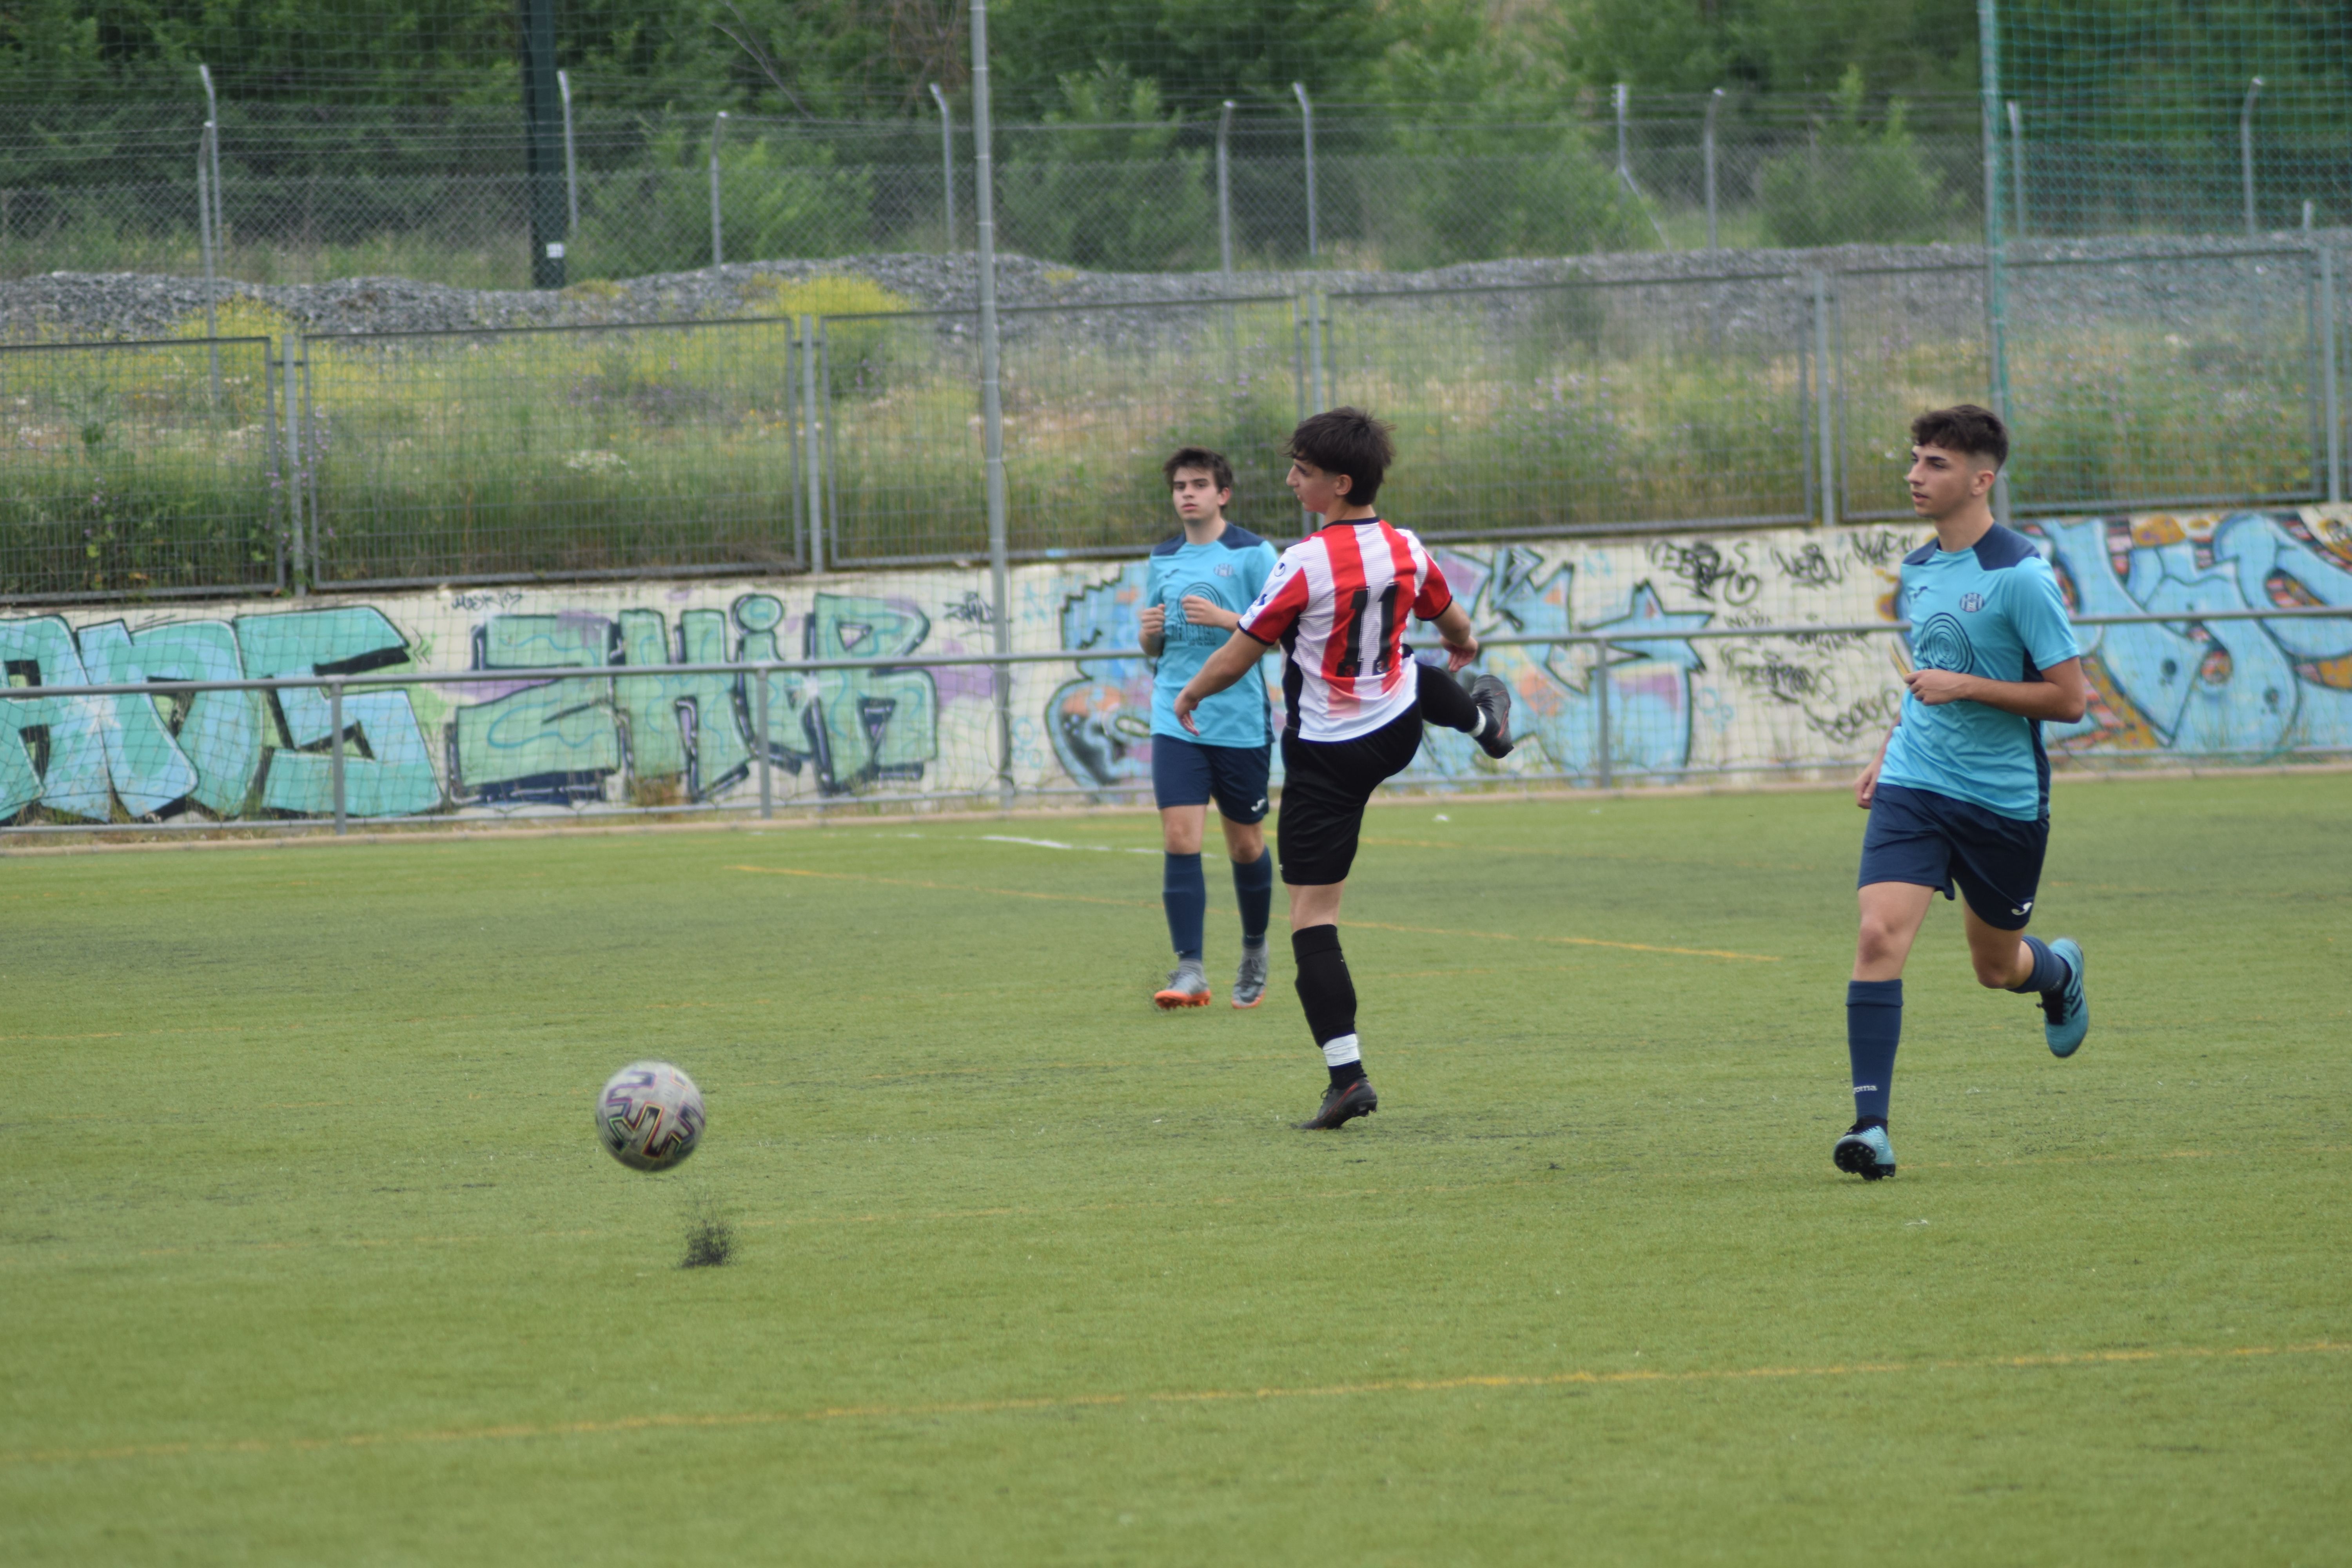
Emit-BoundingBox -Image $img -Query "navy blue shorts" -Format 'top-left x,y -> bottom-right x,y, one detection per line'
1859,782 -> 2048,931
1152,734 -> 1271,824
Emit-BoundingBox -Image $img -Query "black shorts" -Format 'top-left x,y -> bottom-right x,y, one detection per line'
1151,734 -> 1271,824
1276,703 -> 1426,886
1858,782 -> 2049,931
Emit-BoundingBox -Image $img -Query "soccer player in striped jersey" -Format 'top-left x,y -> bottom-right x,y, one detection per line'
1174,408 -> 1514,1129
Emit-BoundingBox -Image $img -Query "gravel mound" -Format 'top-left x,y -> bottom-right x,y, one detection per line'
2,232 -> 2333,343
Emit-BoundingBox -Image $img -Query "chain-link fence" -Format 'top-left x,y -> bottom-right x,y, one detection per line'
0,98 -> 2064,288
6,249 -> 2350,601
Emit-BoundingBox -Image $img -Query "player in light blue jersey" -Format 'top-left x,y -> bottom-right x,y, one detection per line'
1838,406 -> 2095,1181
1138,446 -> 1281,1010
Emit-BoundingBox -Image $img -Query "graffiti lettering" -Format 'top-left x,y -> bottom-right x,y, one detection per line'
1646,539 -> 1761,606
1772,542 -> 1847,589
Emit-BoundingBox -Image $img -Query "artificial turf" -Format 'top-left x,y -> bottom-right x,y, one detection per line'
2,775 -> 2347,1565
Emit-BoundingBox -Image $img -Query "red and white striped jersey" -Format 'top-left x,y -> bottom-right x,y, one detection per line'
1237,516 -> 1454,742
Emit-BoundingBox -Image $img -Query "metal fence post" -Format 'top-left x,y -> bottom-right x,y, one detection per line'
1217,100 -> 1235,277
2323,245 -> 2344,503
929,83 -> 956,250
196,125 -> 221,406
2006,100 -> 2027,238
1704,89 -> 1723,249
819,319 -> 839,572
1978,0 -> 2012,525
710,111 -> 727,268
1595,639 -> 1612,790
788,321 -> 805,565
800,314 -> 824,572
754,665 -> 773,818
197,64 -> 224,256
328,678 -> 347,835
2241,77 -> 2264,237
301,340 -> 319,585
1613,83 -> 1633,192
283,333 -> 305,595
1309,290 -> 1327,412
1292,82 -> 1318,267
265,336 -> 283,593
558,69 -> 579,236
1813,272 -> 1837,528
973,0 -> 1013,809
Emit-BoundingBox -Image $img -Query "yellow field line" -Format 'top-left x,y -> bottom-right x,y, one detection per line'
1345,918 -> 1778,962
4,1340 -> 2340,1469
728,865 -> 1779,963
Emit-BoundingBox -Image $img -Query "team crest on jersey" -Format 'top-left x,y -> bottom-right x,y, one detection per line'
1960,592 -> 1984,612
1214,563 -> 1234,577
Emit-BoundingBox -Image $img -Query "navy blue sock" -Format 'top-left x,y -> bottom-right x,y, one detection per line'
1162,853 -> 1205,963
2011,934 -> 2070,995
1232,849 -> 1273,947
1846,979 -> 1902,1125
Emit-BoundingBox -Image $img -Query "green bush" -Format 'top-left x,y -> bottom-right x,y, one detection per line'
1383,126 -> 1648,269
1758,68 -> 1957,247
998,69 -> 1215,272
574,125 -> 874,277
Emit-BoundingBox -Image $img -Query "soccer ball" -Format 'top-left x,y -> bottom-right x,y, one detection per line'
596,1060 -> 706,1172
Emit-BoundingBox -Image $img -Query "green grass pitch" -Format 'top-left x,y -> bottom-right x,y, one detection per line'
3,776 -> 2347,1564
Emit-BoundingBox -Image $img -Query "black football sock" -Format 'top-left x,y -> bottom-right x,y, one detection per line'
1413,660 -> 1481,733
1846,979 -> 1902,1124
1232,849 -> 1274,948
1292,924 -> 1363,1087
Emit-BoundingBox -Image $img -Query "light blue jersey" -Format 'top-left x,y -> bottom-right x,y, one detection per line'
1149,524 -> 1279,748
1882,523 -> 2082,821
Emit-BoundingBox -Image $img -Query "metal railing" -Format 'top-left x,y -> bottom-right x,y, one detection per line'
4,605 -> 2345,838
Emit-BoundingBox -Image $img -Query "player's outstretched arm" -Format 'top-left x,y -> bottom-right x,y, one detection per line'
1424,599 -> 1481,671
1904,657 -> 2089,723
1173,629 -> 1268,733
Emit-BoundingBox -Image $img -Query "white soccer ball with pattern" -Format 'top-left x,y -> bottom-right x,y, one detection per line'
597,1061 -> 706,1172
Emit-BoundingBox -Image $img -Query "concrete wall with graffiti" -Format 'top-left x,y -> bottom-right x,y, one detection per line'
4,508 -> 2348,824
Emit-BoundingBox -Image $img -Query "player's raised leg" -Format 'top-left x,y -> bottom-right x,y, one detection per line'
1414,659 -> 1514,758
1961,904 -> 2089,1058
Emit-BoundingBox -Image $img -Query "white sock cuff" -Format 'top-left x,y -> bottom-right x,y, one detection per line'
1321,1034 -> 1361,1067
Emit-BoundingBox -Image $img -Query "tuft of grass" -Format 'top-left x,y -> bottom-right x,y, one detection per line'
679,1192 -> 736,1270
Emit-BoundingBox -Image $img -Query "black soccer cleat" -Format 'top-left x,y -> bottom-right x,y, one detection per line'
1467,673 -> 1515,759
1297,1078 -> 1379,1130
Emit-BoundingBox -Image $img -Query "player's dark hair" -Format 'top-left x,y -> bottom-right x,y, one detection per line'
1911,404 -> 2009,469
1162,446 -> 1234,494
1288,407 -> 1394,507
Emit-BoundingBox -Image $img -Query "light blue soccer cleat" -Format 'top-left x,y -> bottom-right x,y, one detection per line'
2040,937 -> 2089,1058
1832,1123 -> 1896,1181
